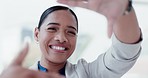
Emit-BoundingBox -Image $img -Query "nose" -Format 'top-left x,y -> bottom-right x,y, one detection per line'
54,32 -> 68,43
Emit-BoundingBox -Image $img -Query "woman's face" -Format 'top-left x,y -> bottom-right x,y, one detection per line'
34,10 -> 77,64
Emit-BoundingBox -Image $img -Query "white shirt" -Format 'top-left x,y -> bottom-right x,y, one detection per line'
30,34 -> 142,78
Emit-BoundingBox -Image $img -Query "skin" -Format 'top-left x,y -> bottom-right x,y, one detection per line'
34,10 -> 78,73
57,0 -> 141,43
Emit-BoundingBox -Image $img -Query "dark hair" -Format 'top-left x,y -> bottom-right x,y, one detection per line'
38,5 -> 78,32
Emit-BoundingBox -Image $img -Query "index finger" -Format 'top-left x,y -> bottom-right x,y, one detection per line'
57,0 -> 88,8
28,70 -> 65,78
10,43 -> 29,66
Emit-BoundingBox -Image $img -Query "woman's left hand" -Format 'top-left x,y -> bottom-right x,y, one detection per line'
57,0 -> 129,38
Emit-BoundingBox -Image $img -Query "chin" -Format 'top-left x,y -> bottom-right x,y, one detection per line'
48,57 -> 67,64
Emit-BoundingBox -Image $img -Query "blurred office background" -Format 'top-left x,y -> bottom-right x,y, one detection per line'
0,0 -> 148,78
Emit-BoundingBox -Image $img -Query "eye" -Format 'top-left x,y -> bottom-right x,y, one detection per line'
46,27 -> 57,32
67,31 -> 77,36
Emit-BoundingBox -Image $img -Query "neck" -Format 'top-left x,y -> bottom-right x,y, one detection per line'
40,56 -> 66,73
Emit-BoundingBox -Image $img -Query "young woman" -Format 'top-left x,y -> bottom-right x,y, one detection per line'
0,0 -> 142,78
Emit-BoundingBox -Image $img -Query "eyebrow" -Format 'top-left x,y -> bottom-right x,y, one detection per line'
47,22 -> 60,26
47,22 -> 77,32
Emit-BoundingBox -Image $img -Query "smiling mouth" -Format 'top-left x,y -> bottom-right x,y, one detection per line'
49,45 -> 68,51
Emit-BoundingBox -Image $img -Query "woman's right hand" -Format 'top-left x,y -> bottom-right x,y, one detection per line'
0,43 -> 65,78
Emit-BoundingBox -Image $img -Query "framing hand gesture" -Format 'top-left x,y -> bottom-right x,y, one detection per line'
0,43 -> 65,78
57,0 -> 129,37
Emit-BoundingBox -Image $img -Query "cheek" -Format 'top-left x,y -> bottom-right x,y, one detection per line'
38,33 -> 52,50
39,32 -> 52,42
70,37 -> 77,48
38,34 -> 51,57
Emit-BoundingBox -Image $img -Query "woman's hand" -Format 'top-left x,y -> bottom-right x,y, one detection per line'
0,43 -> 65,78
57,0 -> 129,38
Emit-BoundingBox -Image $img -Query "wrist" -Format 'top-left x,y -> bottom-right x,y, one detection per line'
124,0 -> 133,15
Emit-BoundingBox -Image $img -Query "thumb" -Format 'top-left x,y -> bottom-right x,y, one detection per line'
107,18 -> 116,38
10,43 -> 29,66
107,21 -> 113,38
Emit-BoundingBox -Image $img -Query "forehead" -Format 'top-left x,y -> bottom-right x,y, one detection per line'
47,10 -> 75,20
44,10 -> 77,27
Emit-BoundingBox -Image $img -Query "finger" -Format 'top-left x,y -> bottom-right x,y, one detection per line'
10,43 -> 29,66
57,0 -> 88,8
107,19 -> 114,38
30,70 -> 65,78
107,24 -> 113,38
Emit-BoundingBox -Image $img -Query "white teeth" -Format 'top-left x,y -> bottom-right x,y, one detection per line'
51,46 -> 65,50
